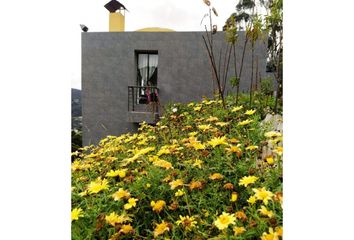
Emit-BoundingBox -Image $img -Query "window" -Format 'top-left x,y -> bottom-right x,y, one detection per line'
136,51 -> 158,103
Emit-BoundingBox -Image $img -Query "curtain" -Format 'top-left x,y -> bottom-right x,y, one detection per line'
148,54 -> 158,85
138,54 -> 148,96
138,54 -> 149,87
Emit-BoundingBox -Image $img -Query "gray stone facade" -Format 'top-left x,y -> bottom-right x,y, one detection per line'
82,31 -> 270,145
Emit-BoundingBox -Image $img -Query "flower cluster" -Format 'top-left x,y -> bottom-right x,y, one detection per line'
72,94 -> 283,239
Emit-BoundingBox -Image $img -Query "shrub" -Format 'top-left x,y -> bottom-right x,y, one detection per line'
72,95 -> 283,239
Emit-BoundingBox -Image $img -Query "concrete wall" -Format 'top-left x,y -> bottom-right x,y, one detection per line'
82,31 -> 269,145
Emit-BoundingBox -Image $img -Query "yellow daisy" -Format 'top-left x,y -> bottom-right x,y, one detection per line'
258,205 -> 274,218
238,175 -> 258,187
71,208 -> 84,222
233,226 -> 246,235
231,106 -> 243,112
207,136 -> 228,148
169,179 -> 184,190
112,188 -> 131,201
176,215 -> 197,231
245,109 -> 256,115
154,221 -> 170,237
151,200 -> 166,213
124,198 -> 138,210
252,187 -> 274,205
238,119 -> 253,126
214,212 -> 236,230
87,178 -> 109,194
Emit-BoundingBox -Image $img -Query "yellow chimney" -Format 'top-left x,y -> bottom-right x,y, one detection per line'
109,12 -> 125,32
104,0 -> 127,32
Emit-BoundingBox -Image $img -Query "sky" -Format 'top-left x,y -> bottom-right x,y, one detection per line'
70,0 -> 237,89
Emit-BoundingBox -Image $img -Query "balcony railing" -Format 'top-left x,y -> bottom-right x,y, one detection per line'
128,86 -> 160,112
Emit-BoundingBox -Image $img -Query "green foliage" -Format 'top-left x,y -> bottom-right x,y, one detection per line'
71,129 -> 82,161
260,77 -> 273,96
72,95 -> 283,239
230,76 -> 240,88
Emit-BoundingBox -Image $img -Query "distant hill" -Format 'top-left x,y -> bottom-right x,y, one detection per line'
72,88 -> 81,117
72,88 -> 82,130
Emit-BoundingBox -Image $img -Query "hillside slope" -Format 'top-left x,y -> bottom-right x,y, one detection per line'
71,96 -> 283,239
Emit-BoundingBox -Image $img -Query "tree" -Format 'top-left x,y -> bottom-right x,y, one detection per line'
224,0 -> 283,111
201,0 -> 233,109
265,0 -> 283,113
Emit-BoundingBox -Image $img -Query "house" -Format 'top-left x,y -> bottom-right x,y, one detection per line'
81,0 -> 270,146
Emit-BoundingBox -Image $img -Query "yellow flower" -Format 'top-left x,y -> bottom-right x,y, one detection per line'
106,169 -> 127,178
78,190 -> 88,197
229,138 -> 239,144
188,131 -> 198,137
245,145 -> 258,150
247,196 -> 257,205
187,102 -> 195,107
233,226 -> 246,235
169,179 -> 184,190
136,146 -> 156,155
154,221 -> 170,237
137,138 -> 147,145
124,198 -> 138,210
151,200 -> 166,213
238,175 -> 258,187
122,146 -> 156,166
203,99 -> 216,105
206,116 -> 219,122
194,106 -> 202,111
197,124 -> 212,131
245,109 -> 256,115
235,211 -> 248,221
146,183 -> 151,188
215,122 -> 229,127
214,212 -> 236,230
252,187 -> 274,205
231,106 -> 243,112
258,205 -> 274,218
87,178 -> 109,194
231,192 -> 238,202
275,226 -> 283,237
105,212 -> 132,226
157,148 -> 171,156
274,192 -> 283,208
119,224 -> 134,234
175,189 -> 185,197
71,208 -> 84,221
189,141 -> 206,150
153,159 -> 173,169
238,119 -> 253,126
266,156 -> 274,165
223,183 -> 234,190
225,145 -> 242,156
273,146 -> 283,156
192,159 -> 203,168
261,227 -> 280,240
207,136 -> 228,147
148,155 -> 160,162
176,215 -> 197,231
209,173 -> 224,180
71,160 -> 81,171
264,131 -> 282,138
112,188 -> 131,201
189,181 -> 203,190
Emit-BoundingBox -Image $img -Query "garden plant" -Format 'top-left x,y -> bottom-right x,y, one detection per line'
72,94 -> 283,239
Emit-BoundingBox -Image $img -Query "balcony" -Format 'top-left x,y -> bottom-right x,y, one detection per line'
127,86 -> 160,124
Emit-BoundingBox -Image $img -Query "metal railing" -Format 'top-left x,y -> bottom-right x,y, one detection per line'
128,86 -> 160,112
